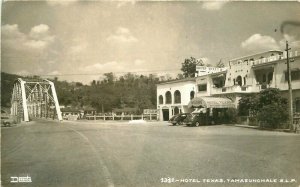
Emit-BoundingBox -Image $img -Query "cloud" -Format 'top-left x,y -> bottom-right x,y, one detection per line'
134,59 -> 145,66
107,27 -> 138,43
279,23 -> 300,49
2,24 -> 57,75
69,38 -> 88,54
48,70 -> 60,75
117,0 -> 136,8
2,23 -> 55,51
241,34 -> 280,52
202,1 -> 228,10
47,0 -> 78,6
83,59 -> 147,75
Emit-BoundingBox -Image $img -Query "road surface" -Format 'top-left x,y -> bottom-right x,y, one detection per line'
1,120 -> 300,187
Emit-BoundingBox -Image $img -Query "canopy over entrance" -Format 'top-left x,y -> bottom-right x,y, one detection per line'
188,97 -> 235,108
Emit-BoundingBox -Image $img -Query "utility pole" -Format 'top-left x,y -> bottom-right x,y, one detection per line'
285,41 -> 294,131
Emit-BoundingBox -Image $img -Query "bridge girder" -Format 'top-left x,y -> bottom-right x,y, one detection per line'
11,78 -> 62,122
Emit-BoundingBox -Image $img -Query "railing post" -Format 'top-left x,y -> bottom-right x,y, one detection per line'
104,114 -> 106,121
131,114 -> 133,120
94,115 -> 96,120
150,113 -> 152,121
142,114 -> 144,120
112,115 -> 114,120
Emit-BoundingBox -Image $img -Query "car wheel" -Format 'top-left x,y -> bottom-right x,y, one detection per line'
172,123 -> 176,126
195,122 -> 200,127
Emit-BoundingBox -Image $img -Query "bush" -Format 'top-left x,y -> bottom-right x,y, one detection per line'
225,108 -> 238,123
257,103 -> 288,129
238,88 -> 288,129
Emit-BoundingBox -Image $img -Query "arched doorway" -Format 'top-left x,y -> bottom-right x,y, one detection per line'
174,107 -> 179,115
236,76 -> 242,86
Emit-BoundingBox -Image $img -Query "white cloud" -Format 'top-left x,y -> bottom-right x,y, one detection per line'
83,61 -> 121,72
24,40 -> 48,49
117,0 -> 136,8
2,23 -> 55,51
48,70 -> 60,75
241,34 -> 280,52
83,59 -> 147,75
202,1 -> 228,10
17,70 -> 30,76
107,27 -> 138,43
47,0 -> 78,6
69,38 -> 88,54
134,59 -> 145,66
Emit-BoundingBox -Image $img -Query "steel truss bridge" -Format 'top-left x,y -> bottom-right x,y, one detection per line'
11,78 -> 62,122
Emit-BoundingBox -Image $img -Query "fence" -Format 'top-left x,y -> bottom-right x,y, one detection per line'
85,114 -> 158,121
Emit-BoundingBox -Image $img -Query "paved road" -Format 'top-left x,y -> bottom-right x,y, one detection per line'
1,120 -> 300,187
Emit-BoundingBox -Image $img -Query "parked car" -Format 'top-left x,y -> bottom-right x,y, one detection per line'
183,112 -> 212,127
169,113 -> 191,126
1,110 -> 15,127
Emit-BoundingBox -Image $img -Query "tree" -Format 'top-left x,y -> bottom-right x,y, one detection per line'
216,59 -> 225,68
238,88 -> 288,129
181,57 -> 204,78
238,94 -> 258,116
176,73 -> 184,79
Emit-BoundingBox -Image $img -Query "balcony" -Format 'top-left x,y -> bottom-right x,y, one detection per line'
251,50 -> 299,66
211,85 -> 261,95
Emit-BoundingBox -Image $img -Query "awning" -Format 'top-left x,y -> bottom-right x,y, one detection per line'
188,96 -> 235,108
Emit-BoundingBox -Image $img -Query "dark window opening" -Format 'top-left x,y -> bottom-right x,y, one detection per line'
165,91 -> 172,104
198,84 -> 207,91
236,76 -> 242,86
285,70 -> 300,81
174,90 -> 181,104
159,95 -> 163,104
190,91 -> 195,100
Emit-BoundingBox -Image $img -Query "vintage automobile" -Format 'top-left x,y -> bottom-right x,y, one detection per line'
168,113 -> 191,126
183,108 -> 213,127
1,110 -> 15,127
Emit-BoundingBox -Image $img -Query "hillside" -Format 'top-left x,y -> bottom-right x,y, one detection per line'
1,72 -> 160,113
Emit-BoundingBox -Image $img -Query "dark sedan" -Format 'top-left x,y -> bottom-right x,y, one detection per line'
169,113 -> 191,126
183,112 -> 211,127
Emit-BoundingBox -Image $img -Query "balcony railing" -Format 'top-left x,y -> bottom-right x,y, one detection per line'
251,50 -> 298,66
211,85 -> 263,94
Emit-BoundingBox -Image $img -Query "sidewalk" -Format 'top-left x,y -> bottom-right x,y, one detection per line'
234,124 -> 293,133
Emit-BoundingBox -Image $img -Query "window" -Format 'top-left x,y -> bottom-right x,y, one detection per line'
159,95 -> 163,104
174,90 -> 181,104
285,70 -> 300,81
198,84 -> 207,91
190,91 -> 195,100
165,91 -> 172,104
236,76 -> 242,86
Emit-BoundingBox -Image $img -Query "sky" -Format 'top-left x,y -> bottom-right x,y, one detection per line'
1,0 -> 300,84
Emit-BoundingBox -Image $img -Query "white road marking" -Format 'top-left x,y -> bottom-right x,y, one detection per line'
64,125 -> 115,187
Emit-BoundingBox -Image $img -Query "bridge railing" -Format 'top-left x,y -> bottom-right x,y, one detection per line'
84,114 -> 158,121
